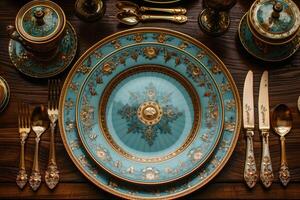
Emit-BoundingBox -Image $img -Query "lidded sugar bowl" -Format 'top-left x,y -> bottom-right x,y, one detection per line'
238,0 -> 300,62
7,0 -> 78,78
7,0 -> 66,55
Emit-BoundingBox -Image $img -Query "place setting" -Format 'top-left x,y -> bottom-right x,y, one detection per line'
0,0 -> 299,199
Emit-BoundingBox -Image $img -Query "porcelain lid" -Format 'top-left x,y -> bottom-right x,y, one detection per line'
16,0 -> 66,43
249,0 -> 300,41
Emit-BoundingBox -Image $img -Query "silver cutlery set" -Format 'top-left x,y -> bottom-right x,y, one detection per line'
16,80 -> 60,191
243,71 -> 292,188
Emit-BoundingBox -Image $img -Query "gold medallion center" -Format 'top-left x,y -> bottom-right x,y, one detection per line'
137,101 -> 163,125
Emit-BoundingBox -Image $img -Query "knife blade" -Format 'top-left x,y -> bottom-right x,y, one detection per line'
258,70 -> 273,188
243,70 -> 254,129
243,70 -> 257,188
258,71 -> 270,130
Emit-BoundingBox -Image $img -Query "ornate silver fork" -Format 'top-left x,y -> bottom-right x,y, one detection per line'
45,80 -> 60,189
16,103 -> 31,189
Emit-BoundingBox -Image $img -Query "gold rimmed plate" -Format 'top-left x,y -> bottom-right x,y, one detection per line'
59,28 -> 241,199
75,45 -> 224,184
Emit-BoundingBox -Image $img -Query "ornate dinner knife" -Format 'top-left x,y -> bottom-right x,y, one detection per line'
258,71 -> 274,188
243,70 -> 258,188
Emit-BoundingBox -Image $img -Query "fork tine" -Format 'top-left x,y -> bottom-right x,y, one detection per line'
21,103 -> 24,128
56,80 -> 60,109
48,80 -> 51,110
23,104 -> 27,128
53,80 -> 56,110
26,104 -> 30,128
18,102 -> 21,128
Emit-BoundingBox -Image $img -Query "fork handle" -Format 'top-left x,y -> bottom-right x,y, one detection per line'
29,137 -> 41,191
49,122 -> 57,164
45,122 -> 59,189
260,130 -> 274,188
16,138 -> 27,189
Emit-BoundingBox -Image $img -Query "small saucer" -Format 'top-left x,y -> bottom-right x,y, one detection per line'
9,21 -> 78,78
238,13 -> 300,62
0,76 -> 10,112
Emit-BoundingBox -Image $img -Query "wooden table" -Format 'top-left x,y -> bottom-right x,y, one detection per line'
0,0 -> 299,199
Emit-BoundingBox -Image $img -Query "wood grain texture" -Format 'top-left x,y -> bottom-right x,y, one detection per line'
0,0 -> 299,199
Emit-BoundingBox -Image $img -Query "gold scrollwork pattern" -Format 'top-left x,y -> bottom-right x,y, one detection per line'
244,155 -> 258,188
244,130 -> 258,189
279,163 -> 290,186
260,130 -> 273,188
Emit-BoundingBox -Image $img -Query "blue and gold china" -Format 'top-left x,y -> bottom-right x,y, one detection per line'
238,0 -> 300,62
7,0 -> 66,54
0,76 -> 10,112
59,28 -> 241,199
9,22 -> 77,78
75,44 -> 224,184
239,14 -> 300,62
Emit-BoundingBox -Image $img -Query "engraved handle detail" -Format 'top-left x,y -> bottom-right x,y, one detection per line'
140,7 -> 187,15
16,135 -> 28,189
45,122 -> 59,189
244,130 -> 258,188
279,136 -> 290,186
260,130 -> 274,188
29,137 -> 41,191
140,15 -> 188,23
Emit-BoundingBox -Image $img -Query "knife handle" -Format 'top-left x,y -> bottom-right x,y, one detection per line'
260,130 -> 274,188
244,130 -> 258,188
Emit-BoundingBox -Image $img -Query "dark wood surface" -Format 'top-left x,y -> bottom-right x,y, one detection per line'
0,0 -> 299,199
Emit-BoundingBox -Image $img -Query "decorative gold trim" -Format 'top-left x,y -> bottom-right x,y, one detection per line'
137,101 -> 163,125
99,65 -> 201,164
59,27 -> 241,200
16,0 -> 66,44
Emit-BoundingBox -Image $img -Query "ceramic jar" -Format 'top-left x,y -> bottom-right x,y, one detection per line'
239,0 -> 300,62
7,0 -> 66,58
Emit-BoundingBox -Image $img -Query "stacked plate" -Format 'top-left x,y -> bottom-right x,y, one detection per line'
0,76 -> 10,112
59,28 -> 241,199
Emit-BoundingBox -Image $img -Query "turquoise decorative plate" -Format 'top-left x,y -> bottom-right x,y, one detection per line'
76,43 -> 224,184
238,13 -> 300,62
8,22 -> 77,78
59,28 -> 241,199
